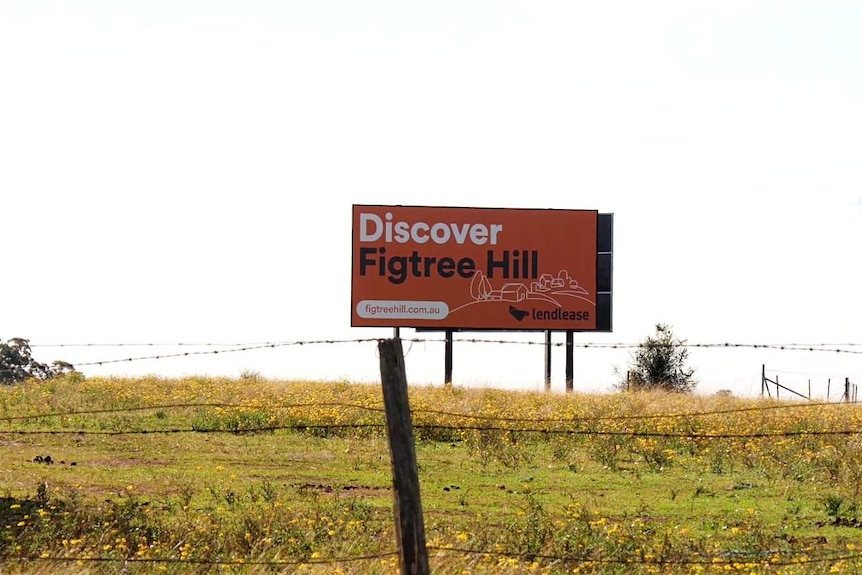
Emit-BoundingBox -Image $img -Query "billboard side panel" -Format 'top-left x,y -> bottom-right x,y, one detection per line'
596,213 -> 614,332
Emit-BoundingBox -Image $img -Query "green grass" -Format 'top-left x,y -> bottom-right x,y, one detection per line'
2,375 -> 862,573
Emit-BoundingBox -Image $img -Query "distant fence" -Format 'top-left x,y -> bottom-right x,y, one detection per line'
761,364 -> 858,402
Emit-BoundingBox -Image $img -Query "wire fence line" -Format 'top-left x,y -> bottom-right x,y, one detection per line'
18,337 -> 862,368
1,546 -> 859,569
428,547 -> 862,566
0,550 -> 399,567
0,401 -> 386,422
1,398 -> 860,425
29,340 -> 862,349
3,422 -> 862,440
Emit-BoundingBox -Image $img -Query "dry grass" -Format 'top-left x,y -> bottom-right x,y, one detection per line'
2,375 -> 862,573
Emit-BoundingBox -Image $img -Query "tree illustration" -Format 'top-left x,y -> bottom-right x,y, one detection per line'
469,271 -> 493,301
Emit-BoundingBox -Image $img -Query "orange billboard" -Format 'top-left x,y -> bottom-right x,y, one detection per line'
351,204 -> 608,331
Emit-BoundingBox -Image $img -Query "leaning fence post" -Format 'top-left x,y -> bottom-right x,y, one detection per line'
846,378 -> 851,404
378,338 -> 430,575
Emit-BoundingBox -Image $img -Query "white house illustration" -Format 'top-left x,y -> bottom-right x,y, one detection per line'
455,268 -> 593,317
490,283 -> 528,302
531,270 -> 584,293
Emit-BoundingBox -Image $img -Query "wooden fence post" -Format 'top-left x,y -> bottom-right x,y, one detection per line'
378,338 -> 430,575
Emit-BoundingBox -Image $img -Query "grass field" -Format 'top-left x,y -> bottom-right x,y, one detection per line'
3,374 -> 862,574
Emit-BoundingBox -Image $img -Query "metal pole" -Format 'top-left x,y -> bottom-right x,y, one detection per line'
544,331 -> 552,391
565,330 -> 574,392
444,329 -> 453,385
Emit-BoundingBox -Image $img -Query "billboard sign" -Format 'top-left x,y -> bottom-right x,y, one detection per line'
351,204 -> 612,331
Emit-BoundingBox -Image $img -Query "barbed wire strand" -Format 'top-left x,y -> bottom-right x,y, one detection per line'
1,399 -> 860,425
0,551 -> 398,566
1,549 -> 858,568
0,402 -> 385,423
71,339 -> 380,367
415,400 -> 861,424
37,338 -> 862,368
32,341 -> 297,348
29,340 -> 862,348
3,422 -> 861,439
429,547 -> 862,566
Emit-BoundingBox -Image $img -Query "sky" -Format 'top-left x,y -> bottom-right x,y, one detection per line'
2,1 -> 861,398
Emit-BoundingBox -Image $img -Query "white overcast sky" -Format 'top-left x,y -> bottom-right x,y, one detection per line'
2,1 -> 861,398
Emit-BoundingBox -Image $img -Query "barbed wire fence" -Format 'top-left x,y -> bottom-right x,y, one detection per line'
7,337 -> 860,383
7,336 -> 859,402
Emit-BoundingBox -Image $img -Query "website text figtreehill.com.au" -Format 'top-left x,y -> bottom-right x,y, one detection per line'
362,302 -> 444,317
358,212 -> 540,285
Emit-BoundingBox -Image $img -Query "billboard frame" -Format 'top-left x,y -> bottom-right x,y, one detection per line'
351,204 -> 614,390
352,204 -> 613,332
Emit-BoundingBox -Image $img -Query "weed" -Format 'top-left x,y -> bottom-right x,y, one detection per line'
503,490 -> 552,559
258,479 -> 278,503
588,435 -> 624,470
239,369 -> 263,382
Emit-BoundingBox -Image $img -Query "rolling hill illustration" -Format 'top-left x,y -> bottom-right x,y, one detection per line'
447,269 -> 595,315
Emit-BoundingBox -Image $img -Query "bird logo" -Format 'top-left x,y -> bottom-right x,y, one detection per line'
508,305 -> 529,322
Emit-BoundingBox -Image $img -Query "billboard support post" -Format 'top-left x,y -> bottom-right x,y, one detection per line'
565,330 -> 574,393
544,331 -> 552,391
444,330 -> 453,386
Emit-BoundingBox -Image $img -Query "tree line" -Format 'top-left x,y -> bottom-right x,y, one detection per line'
0,338 -> 76,384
